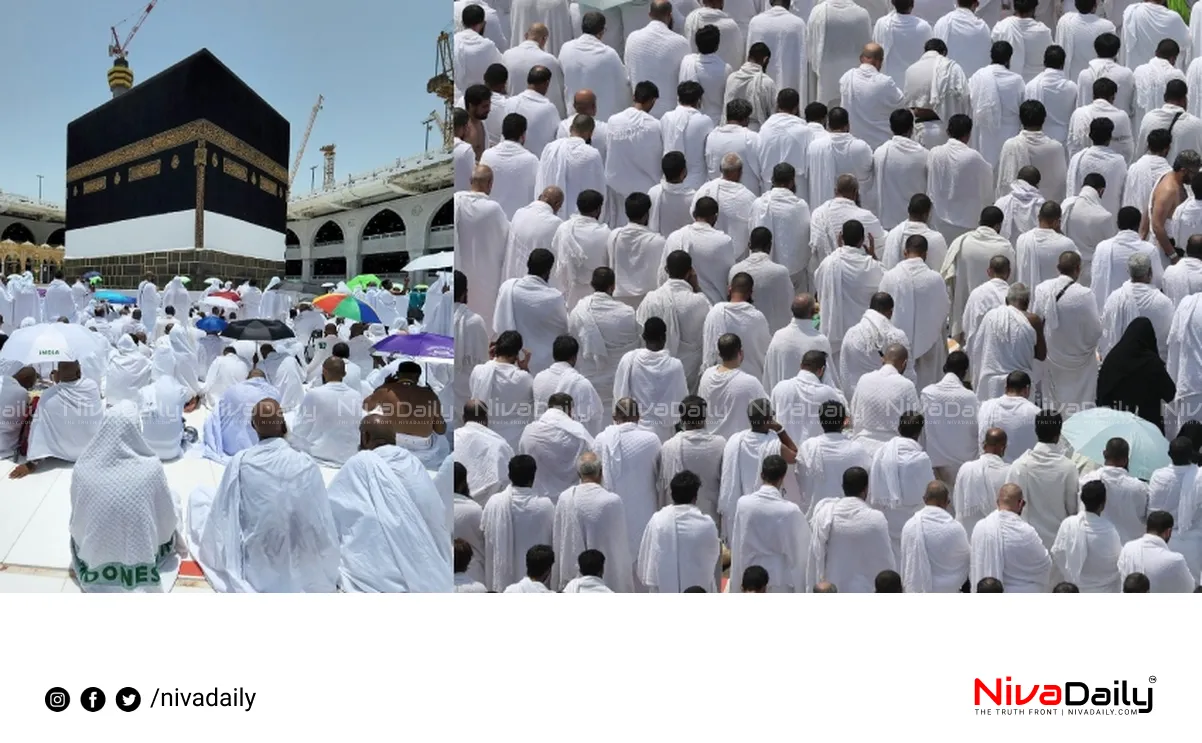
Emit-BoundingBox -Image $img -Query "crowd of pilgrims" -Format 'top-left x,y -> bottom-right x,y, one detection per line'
0,272 -> 469,593
449,0 -> 1202,593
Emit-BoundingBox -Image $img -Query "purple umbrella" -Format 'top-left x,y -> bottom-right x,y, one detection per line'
372,332 -> 453,360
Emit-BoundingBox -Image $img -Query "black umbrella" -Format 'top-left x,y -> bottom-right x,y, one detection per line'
220,319 -> 295,341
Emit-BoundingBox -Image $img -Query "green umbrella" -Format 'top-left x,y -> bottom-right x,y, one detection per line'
180,277 -> 191,284
88,276 -> 103,286
346,273 -> 382,291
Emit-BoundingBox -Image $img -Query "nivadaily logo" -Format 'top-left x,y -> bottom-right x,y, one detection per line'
974,676 -> 1154,716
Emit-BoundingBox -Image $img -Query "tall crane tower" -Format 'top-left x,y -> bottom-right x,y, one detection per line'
289,94 -> 324,192
426,31 -> 454,150
107,1 -> 159,98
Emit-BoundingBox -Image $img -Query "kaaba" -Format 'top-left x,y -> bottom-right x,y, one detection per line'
63,49 -> 290,286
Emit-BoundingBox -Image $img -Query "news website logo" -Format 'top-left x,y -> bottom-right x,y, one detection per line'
974,676 -> 1155,716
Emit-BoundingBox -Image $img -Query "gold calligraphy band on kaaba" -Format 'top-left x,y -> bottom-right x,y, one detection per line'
194,140 -> 208,249
67,119 -> 287,185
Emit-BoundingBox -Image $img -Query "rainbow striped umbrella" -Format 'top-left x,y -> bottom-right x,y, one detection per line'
312,293 -> 381,323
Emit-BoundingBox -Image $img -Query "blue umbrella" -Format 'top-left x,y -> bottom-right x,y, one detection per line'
1062,408 -> 1171,480
93,290 -> 135,305
197,315 -> 228,333
372,332 -> 453,361
82,271 -> 102,281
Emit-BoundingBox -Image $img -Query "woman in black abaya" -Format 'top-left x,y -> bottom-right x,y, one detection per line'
1096,317 -> 1176,431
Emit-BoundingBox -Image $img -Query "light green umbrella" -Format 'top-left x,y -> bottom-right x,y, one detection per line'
1062,408 -> 1170,480
346,273 -> 382,291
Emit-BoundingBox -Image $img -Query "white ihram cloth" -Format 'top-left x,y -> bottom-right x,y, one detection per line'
900,505 -> 971,592
658,428 -> 726,521
534,137 -> 605,220
960,279 -> 1014,358
188,437 -> 339,593
869,436 -> 936,560
454,490 -> 486,584
613,348 -> 688,443
1015,227 -> 1078,288
729,485 -> 811,592
648,180 -> 697,238
106,335 -> 152,408
255,351 -> 303,413
510,0 -> 573,56
1100,281 -> 1174,360
809,198 -> 887,272
0,376 -> 29,458
492,275 -> 570,374
42,279 -> 75,323
970,509 -> 1052,591
1169,294 -> 1202,437
879,257 -> 951,389
661,105 -> 717,189
605,106 -> 664,202
1056,12 -> 1116,81
623,19 -> 690,119
1123,153 -> 1172,213
882,221 -> 948,271
568,292 -> 640,412
480,484 -> 554,590
796,433 -> 872,517
1004,444 -> 1078,555
453,30 -> 504,99
139,348 -> 190,461
685,6 -> 745,71
952,453 -> 1010,538
1117,533 -> 1196,592
469,359 -> 535,451
327,449 -> 452,593
927,139 -> 995,239
1024,69 -> 1080,145
638,503 -> 721,593
1080,466 -> 1150,544
137,280 -> 160,327
748,5 -> 809,93
995,180 -> 1046,244
1133,60 -> 1187,134
971,305 -> 1037,402
26,377 -> 103,464
1169,199 -> 1202,272
1060,189 -> 1113,285
1066,147 -> 1126,216
992,17 -> 1054,83
807,0 -> 873,106
454,138 -> 475,193
454,1 -> 508,50
480,140 -> 540,219
873,12 -> 932,89
996,131 -> 1070,203
201,378 -> 279,464
453,422 -> 514,502
1032,275 -> 1103,414
698,366 -> 768,441
808,495 -> 896,592
502,200 -> 562,282
290,382 -> 363,467
1163,255 -> 1202,306
1148,463 -> 1196,521
502,41 -> 567,116
724,63 -> 779,132
933,8 -> 992,77
678,53 -> 733,125
560,574 -> 613,592
636,279 -> 711,390
838,310 -> 911,401
456,192 -> 510,332
1050,511 -> 1122,591
659,221 -> 737,305
701,301 -> 772,382
502,89 -> 561,157
453,303 -> 489,427
705,124 -> 762,195
518,408 -> 594,502
967,64 -> 1027,171
1120,2 -> 1189,74
806,132 -> 876,214
762,320 -> 836,393
552,482 -> 633,591
502,576 -> 552,592
839,64 -> 905,152
921,373 -> 979,470
595,421 -> 662,561
557,114 -> 609,161
903,50 -> 970,148
772,370 -> 847,449
551,215 -> 611,308
815,247 -> 886,353
1068,99 -> 1135,163
69,402 -> 182,593
850,364 -> 921,454
692,177 -> 758,261
729,254 -> 795,334
757,113 -> 822,203
532,362 -> 604,436
873,136 -> 929,230
749,189 -> 812,285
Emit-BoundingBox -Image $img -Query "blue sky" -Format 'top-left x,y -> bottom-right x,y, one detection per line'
1,0 -> 450,202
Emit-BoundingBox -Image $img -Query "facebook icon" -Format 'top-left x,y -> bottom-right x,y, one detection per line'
81,687 -> 106,712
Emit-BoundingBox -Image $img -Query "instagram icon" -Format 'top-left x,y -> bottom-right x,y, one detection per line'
44,687 -> 70,712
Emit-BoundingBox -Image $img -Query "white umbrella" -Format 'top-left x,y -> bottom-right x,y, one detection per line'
402,251 -> 454,273
0,323 -> 103,364
199,296 -> 239,311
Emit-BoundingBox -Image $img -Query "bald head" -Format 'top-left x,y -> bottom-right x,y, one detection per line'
924,480 -> 950,508
982,427 -> 1008,456
359,414 -> 396,450
248,368 -> 267,380
791,294 -> 816,320
251,398 -> 286,440
470,164 -> 494,194
1057,250 -> 1082,279
573,89 -> 598,116
526,23 -> 549,45
883,343 -> 909,371
539,186 -> 565,213
861,43 -> 885,67
998,483 -> 1024,512
569,113 -> 595,138
987,255 -> 1012,280
322,356 -> 346,382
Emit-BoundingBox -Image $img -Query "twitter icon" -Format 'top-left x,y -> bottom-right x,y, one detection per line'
116,687 -> 141,712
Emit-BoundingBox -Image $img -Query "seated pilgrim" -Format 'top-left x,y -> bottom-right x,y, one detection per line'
256,343 -> 305,413
105,335 -> 152,408
0,367 -> 36,459
68,401 -> 187,592
365,361 -> 450,471
139,345 -> 198,461
189,398 -> 341,593
291,357 -> 364,467
10,361 -> 104,479
325,415 -> 453,592
202,347 -> 251,408
202,369 -> 281,464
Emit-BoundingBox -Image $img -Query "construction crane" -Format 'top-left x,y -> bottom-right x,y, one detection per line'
109,1 -> 159,63
426,31 -> 454,150
290,94 -> 324,190
422,111 -> 445,153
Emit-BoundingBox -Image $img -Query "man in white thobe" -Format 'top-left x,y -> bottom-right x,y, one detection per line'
469,331 -> 536,451
976,372 -> 1039,467
290,358 -> 363,467
808,0 -> 873,107
532,335 -> 605,436
717,400 -> 798,520
481,113 -> 541,219
455,6 -> 506,99
814,217 -> 886,371
927,114 -> 995,244
749,163 -> 811,291
1050,480 -> 1123,592
920,351 -> 978,489
879,234 -> 950,389
569,267 -> 641,412
849,344 -> 921,454
996,168 -> 1047,243
1168,293 -> 1202,436
873,110 -> 929,230
1118,511 -> 1198,592
1133,40 -> 1186,133
971,284 -> 1046,401
613,317 -> 689,442
969,483 -> 1053,592
536,114 -> 606,221
698,333 -> 770,440
503,23 -> 568,116
1148,439 -> 1194,520
873,0 -> 932,90
1015,202 -> 1078,288
481,454 -> 555,590
656,394 -> 725,520
1124,129 -> 1173,213
1091,206 -> 1164,308
1024,47 -> 1080,146
1069,78 -> 1136,163
1100,253 -> 1174,359
951,427 -> 1009,537
556,90 -> 610,162
942,207 -> 1014,339
728,227 -> 795,334
9,361 -> 102,479
639,468 -> 722,592
685,0 -> 746,72
1061,177 -> 1116,282
648,151 -> 697,238
518,393 -> 596,501
678,24 -> 733,125
456,166 -> 511,332
793,399 -> 870,516
1032,252 -> 1103,415
493,250 -> 570,376
932,0 -> 991,78
455,400 -> 515,503
1001,407 -> 1077,541
807,465 -> 896,592
701,273 -> 772,382
903,39 -> 970,149
762,295 -> 835,391
595,399 -> 664,578
502,187 -> 564,282
624,1 -> 691,119
1164,232 -> 1202,305
693,153 -> 758,259
729,455 -> 812,592
1120,0 -> 1189,76
1138,80 -> 1202,162
550,190 -> 610,308
772,349 -> 847,451
882,194 -> 948,270
968,41 -> 1027,172
900,481 -> 971,592
1077,32 -> 1135,113
839,43 -> 904,152
661,81 -> 716,189
705,99 -> 762,194
609,193 -> 666,309
510,0 -> 574,56
722,45 -> 776,134
991,0 -> 1053,83
637,250 -> 712,389
1066,119 -> 1127,215
756,91 -> 820,202
552,452 -> 633,591
996,101 -> 1070,204
868,411 -> 936,559
42,273 -> 75,323
807,107 -> 876,214
748,0 -> 809,94
660,196 -> 737,304
1056,0 -> 1115,82
1081,437 -> 1152,544
838,294 -> 911,400
605,82 -> 664,227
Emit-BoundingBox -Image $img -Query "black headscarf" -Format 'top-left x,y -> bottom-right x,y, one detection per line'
1096,317 -> 1174,408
